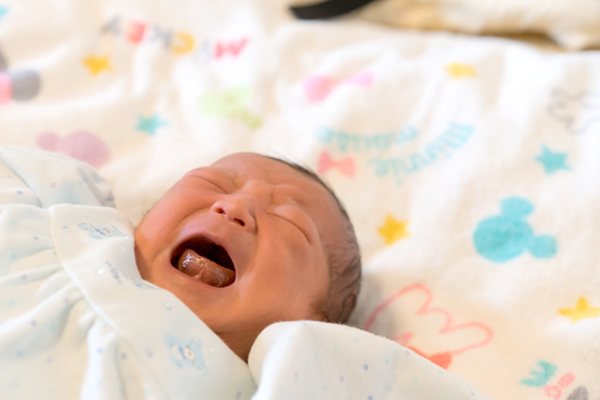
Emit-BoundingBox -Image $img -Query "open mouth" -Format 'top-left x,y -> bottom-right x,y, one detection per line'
170,237 -> 236,288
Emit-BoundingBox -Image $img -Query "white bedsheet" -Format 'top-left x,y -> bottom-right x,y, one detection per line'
0,0 -> 599,398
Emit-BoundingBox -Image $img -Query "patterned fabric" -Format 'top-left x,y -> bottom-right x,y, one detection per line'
0,146 -> 256,399
0,1 -> 599,398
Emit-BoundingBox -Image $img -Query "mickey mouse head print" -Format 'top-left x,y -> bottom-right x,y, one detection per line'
473,197 -> 557,263
0,45 -> 41,104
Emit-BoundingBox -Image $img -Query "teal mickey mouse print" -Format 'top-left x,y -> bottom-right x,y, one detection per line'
473,197 -> 557,263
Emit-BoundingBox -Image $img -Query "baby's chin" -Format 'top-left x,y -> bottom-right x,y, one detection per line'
214,326 -> 262,362
217,312 -> 328,362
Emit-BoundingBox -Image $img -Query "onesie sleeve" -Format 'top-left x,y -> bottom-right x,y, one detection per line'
0,146 -> 115,208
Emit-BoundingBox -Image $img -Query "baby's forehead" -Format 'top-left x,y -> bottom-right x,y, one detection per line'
213,152 -> 345,231
214,153 -> 323,192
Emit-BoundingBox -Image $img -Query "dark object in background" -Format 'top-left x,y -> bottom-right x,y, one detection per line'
290,0 -> 376,19
0,45 -> 41,102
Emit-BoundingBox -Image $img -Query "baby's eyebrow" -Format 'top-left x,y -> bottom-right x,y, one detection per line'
208,167 -> 238,185
265,155 -> 342,208
273,183 -> 309,206
266,157 -> 316,180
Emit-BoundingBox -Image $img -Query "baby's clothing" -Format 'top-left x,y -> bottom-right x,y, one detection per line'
0,146 -> 255,399
0,146 -> 488,400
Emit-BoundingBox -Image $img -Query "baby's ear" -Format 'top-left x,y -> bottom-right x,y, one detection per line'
310,306 -> 329,323
318,312 -> 329,323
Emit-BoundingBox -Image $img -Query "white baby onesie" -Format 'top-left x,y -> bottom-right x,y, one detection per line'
0,146 -> 256,400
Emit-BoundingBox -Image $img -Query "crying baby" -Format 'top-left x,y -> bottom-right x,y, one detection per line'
134,153 -> 361,361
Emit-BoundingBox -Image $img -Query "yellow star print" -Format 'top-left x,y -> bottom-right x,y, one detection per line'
445,63 -> 476,79
83,55 -> 112,75
377,215 -> 410,245
558,297 -> 600,323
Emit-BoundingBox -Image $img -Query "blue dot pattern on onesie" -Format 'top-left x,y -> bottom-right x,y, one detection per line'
473,197 -> 557,262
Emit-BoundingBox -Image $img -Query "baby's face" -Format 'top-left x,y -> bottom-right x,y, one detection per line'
134,153 -> 342,361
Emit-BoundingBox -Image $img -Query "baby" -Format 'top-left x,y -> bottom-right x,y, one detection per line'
134,152 -> 361,361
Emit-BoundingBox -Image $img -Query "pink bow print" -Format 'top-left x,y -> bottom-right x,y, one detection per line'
544,373 -> 575,400
318,151 -> 356,177
305,71 -> 373,102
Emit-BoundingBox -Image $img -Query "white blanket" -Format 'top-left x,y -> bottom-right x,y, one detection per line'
0,0 -> 599,398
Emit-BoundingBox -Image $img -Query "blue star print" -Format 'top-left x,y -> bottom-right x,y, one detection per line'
520,361 -> 557,387
137,113 -> 167,135
534,146 -> 570,174
0,6 -> 7,20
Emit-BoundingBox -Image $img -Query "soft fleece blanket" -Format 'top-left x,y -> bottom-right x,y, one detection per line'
0,0 -> 599,399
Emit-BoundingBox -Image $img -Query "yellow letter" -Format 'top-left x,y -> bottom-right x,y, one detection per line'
172,32 -> 195,54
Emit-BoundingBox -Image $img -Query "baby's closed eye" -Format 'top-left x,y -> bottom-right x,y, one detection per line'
269,206 -> 311,243
192,168 -> 234,193
206,180 -> 227,193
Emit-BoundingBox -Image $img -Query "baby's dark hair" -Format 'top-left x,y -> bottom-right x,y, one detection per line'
266,156 -> 362,324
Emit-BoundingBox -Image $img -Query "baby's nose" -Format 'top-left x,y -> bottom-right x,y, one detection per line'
210,195 -> 257,232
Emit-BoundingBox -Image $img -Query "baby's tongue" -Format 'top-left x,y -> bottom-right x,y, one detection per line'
177,249 -> 235,287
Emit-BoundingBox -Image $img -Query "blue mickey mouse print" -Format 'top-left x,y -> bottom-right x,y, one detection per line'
165,334 -> 207,374
473,197 -> 557,262
547,88 -> 600,135
78,223 -> 129,239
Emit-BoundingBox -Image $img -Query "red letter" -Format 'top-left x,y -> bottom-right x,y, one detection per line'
214,38 -> 248,58
128,21 -> 146,44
